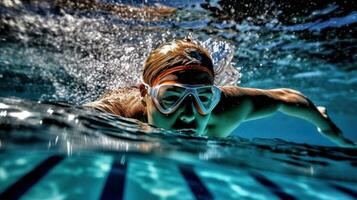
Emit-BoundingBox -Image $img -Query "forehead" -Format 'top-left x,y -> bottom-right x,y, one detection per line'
156,69 -> 213,85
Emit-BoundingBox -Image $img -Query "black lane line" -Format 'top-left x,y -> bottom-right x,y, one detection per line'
330,183 -> 357,199
178,164 -> 213,200
0,155 -> 64,200
249,172 -> 297,200
100,157 -> 127,200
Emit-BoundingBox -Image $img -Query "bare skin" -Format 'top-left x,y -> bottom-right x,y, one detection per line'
85,70 -> 355,147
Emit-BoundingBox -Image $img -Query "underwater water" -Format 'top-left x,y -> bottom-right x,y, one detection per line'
0,0 -> 357,199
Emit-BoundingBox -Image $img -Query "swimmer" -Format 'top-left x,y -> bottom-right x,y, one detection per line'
85,39 -> 355,147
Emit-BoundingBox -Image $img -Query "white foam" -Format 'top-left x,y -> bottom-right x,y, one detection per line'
9,110 -> 33,120
159,42 -> 178,54
0,103 -> 9,109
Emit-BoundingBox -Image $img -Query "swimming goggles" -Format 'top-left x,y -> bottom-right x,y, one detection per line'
142,83 -> 221,115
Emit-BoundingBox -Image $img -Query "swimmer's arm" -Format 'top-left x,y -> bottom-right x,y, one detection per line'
220,86 -> 355,147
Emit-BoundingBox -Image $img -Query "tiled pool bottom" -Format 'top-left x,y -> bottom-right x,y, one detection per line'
1,152 -> 356,200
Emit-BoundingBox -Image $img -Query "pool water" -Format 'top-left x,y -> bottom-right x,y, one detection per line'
0,0 -> 357,199
1,98 -> 357,199
1,152 -> 356,200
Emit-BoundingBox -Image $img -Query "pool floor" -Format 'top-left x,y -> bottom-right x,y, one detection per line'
1,152 -> 356,200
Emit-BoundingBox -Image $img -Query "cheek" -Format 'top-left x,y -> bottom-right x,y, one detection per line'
200,114 -> 210,123
196,114 -> 210,129
146,98 -> 211,133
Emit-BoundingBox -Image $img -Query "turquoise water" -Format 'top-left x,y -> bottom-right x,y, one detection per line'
1,0 -> 357,199
1,151 -> 356,200
0,97 -> 357,199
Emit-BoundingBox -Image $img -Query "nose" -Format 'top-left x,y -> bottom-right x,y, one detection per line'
179,95 -> 196,123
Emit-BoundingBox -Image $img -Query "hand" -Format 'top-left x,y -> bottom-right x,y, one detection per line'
318,127 -> 356,147
316,106 -> 356,147
317,106 -> 328,118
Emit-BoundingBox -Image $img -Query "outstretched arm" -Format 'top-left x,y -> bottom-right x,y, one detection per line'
220,86 -> 355,147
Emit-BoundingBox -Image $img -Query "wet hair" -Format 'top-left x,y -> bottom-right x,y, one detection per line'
142,39 -> 214,86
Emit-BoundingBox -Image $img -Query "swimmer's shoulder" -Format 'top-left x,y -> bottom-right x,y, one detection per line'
207,86 -> 268,137
84,86 -> 147,122
208,86 -> 302,136
215,86 -> 276,112
213,86 -> 257,113
206,86 -> 249,136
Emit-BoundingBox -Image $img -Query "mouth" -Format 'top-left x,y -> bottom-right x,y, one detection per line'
176,128 -> 196,135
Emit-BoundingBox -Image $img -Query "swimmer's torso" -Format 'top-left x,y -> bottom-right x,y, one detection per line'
85,86 -> 356,147
85,86 -> 255,137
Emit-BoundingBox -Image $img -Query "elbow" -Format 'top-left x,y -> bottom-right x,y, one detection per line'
277,89 -> 308,104
270,89 -> 312,111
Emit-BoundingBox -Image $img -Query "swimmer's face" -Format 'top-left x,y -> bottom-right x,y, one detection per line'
144,70 -> 213,135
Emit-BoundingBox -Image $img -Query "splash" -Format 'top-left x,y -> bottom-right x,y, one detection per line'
1,0 -> 356,114
0,0 -> 240,105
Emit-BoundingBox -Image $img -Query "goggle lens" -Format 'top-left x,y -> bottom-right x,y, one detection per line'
157,85 -> 185,110
153,84 -> 221,114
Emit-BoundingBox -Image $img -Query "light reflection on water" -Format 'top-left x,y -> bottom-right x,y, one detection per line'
21,154 -> 113,200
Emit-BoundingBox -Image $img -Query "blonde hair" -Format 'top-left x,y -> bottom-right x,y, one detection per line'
142,39 -> 214,86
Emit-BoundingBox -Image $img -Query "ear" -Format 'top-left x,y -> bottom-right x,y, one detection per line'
139,84 -> 147,97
